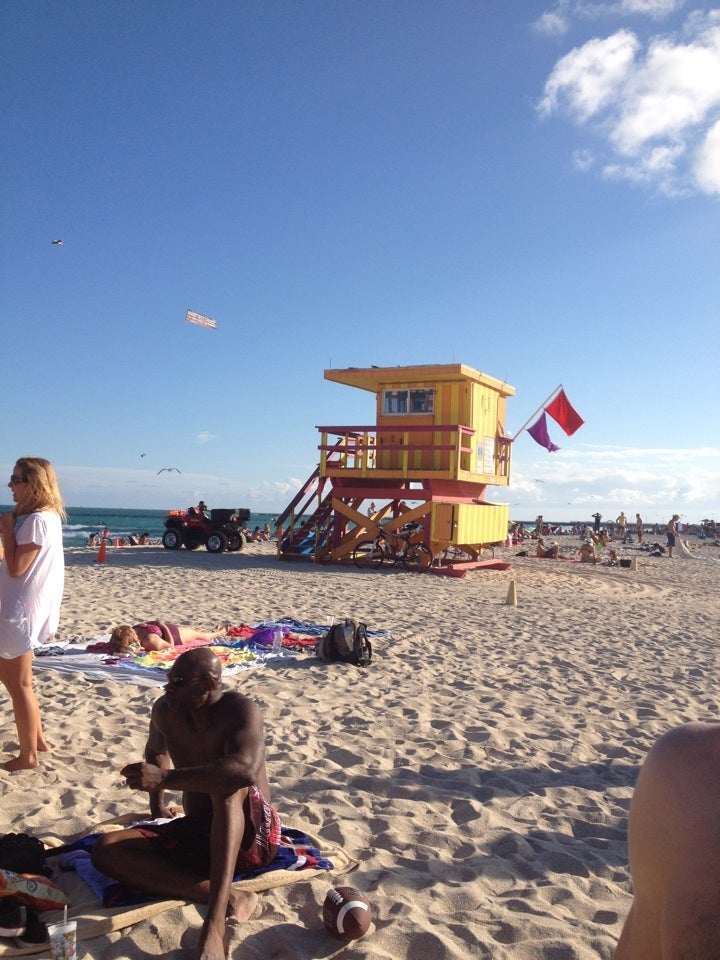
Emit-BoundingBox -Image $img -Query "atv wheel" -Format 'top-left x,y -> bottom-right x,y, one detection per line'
162,528 -> 183,550
226,532 -> 245,552
206,531 -> 228,554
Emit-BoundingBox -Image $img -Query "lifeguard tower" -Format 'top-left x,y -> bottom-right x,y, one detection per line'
276,363 -> 514,566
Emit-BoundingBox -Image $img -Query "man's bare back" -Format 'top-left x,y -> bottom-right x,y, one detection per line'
613,722 -> 720,960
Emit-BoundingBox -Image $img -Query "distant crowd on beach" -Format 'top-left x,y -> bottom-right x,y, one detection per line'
87,530 -> 155,547
509,511 -> 720,565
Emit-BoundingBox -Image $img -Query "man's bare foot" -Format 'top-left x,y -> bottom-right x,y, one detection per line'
195,923 -> 227,960
38,736 -> 50,753
226,889 -> 258,924
3,755 -> 40,772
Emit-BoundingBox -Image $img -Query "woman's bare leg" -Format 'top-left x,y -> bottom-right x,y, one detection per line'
0,651 -> 45,771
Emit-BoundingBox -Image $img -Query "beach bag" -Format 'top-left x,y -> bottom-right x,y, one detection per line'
0,834 -> 50,878
315,619 -> 372,667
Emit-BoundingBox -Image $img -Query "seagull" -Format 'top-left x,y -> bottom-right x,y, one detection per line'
157,467 -> 182,474
51,240 -> 63,245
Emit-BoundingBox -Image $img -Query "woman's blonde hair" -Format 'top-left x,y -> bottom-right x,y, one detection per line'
13,457 -> 66,521
109,625 -> 139,654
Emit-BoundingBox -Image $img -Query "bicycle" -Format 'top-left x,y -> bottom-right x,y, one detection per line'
353,523 -> 432,571
436,543 -> 496,565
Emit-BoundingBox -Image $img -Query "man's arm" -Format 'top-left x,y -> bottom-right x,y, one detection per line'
125,701 -> 177,817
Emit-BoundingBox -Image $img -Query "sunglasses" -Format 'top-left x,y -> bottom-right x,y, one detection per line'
9,476 -> 27,485
166,673 -> 208,688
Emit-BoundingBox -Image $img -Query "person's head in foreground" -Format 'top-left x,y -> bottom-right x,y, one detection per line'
8,457 -> 66,519
612,721 -> 720,960
164,648 -> 223,709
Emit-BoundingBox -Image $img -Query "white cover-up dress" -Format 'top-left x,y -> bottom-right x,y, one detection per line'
0,511 -> 64,658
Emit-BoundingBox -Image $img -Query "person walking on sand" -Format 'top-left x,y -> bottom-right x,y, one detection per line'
616,512 -> 627,542
666,514 -> 680,558
612,722 -> 720,959
0,457 -> 65,772
92,648 -> 281,960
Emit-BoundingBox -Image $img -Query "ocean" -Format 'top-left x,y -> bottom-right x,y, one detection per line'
0,505 -> 277,548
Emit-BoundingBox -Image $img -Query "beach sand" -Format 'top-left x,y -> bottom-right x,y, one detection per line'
2,536 -> 719,958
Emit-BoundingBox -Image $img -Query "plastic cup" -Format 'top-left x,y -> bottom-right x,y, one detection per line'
47,920 -> 77,960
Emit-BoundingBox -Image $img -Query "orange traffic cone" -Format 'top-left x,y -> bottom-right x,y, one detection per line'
96,540 -> 107,564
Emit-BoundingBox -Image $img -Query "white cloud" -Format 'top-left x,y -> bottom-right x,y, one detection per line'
572,147 -> 597,169
506,443 -> 720,522
536,0 -> 687,32
535,10 -> 571,37
539,31 -> 639,119
539,13 -> 720,195
616,0 -> 687,15
694,116 -> 720,191
195,431 -> 218,444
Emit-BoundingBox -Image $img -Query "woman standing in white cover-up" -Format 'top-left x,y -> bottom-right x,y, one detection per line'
0,457 -> 65,771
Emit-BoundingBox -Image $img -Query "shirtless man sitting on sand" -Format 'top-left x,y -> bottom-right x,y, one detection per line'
613,722 -> 720,959
91,648 -> 280,960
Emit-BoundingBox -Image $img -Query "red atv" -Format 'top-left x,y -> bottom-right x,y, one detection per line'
162,507 -> 251,553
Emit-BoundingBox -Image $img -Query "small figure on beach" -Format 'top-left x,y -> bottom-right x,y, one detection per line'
110,621 -> 230,654
0,457 -> 65,771
91,648 -> 280,960
616,512 -> 627,541
612,722 -> 720,959
666,514 -> 680,558
535,537 -> 559,559
635,513 -> 643,544
592,512 -> 602,534
578,539 -> 596,563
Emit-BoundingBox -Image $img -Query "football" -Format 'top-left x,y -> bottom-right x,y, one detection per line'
322,885 -> 372,940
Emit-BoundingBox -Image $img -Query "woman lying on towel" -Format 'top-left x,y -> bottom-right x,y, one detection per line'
109,621 -> 230,654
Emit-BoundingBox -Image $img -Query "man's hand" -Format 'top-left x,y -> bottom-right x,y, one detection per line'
121,761 -> 167,792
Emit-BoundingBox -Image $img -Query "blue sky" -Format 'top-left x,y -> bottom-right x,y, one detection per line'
2,0 -> 719,523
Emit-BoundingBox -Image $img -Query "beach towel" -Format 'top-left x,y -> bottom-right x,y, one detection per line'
0,814 -> 357,957
34,620 -> 392,687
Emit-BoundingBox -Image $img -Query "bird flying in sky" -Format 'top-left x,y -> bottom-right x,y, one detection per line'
51,240 -> 63,245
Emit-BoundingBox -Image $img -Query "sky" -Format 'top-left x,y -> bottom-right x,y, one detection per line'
2,0 -> 719,524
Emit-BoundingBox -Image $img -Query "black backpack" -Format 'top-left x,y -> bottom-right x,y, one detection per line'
0,833 -> 50,877
315,619 -> 372,667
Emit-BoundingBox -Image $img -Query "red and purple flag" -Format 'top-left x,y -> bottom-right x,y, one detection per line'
545,388 -> 584,436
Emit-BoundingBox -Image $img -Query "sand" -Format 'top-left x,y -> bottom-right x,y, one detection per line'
1,535 -> 719,959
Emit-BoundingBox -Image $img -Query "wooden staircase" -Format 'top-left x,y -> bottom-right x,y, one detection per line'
275,465 -> 334,562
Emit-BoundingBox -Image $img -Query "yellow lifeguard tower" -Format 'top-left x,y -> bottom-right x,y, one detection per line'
276,363 -> 514,566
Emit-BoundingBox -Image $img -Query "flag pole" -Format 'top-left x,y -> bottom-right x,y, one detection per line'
510,384 -> 562,441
